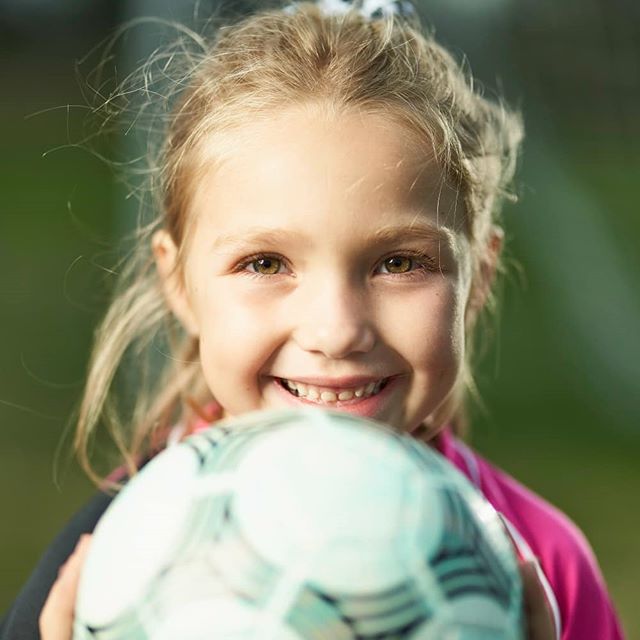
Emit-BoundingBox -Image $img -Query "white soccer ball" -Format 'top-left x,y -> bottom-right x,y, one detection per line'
74,408 -> 525,640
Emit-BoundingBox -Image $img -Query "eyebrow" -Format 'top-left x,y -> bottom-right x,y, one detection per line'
211,227 -> 310,253
371,223 -> 456,249
210,222 -> 458,254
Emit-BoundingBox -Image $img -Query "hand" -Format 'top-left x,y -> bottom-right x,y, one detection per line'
520,559 -> 556,640
39,534 -> 92,640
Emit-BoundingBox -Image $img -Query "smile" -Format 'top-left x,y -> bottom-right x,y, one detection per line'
277,377 -> 389,404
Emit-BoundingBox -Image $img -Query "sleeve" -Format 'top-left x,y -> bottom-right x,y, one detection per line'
552,524 -> 626,640
0,491 -> 114,640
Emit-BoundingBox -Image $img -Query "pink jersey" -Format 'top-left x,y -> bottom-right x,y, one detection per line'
433,427 -> 625,640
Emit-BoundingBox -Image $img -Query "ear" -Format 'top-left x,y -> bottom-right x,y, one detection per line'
465,225 -> 504,329
152,229 -> 199,336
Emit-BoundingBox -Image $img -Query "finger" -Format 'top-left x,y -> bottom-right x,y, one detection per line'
520,560 -> 556,640
39,574 -> 75,640
72,534 -> 93,564
39,535 -> 93,640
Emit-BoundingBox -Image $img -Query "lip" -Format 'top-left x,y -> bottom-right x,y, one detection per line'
269,375 -> 400,419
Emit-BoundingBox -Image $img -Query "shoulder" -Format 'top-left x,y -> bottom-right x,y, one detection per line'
472,452 -> 588,558
0,491 -> 114,640
468,446 -> 625,640
435,431 -> 582,556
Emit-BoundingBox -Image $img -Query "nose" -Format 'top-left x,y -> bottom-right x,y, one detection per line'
292,278 -> 376,359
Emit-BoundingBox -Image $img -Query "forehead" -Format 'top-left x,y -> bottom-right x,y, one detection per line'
189,104 -> 465,242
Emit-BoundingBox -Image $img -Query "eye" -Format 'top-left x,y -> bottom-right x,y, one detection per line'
379,255 -> 414,274
249,256 -> 282,275
375,252 -> 438,278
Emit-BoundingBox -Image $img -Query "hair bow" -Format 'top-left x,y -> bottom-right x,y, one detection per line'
284,0 -> 417,20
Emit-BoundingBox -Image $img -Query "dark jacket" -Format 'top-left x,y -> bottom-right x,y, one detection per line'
0,492 -> 114,640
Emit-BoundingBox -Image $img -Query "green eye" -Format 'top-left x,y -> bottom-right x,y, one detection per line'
382,256 -> 413,274
251,257 -> 282,275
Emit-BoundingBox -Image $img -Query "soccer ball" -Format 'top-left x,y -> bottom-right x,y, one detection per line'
74,408 -> 525,639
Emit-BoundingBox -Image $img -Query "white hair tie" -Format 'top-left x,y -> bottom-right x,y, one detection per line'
284,0 -> 417,20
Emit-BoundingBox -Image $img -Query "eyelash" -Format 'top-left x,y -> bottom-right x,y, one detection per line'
376,250 -> 438,278
235,253 -> 290,279
235,251 -> 438,279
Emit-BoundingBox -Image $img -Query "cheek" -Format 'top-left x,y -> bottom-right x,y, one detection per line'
194,283 -> 286,383
383,285 -> 465,375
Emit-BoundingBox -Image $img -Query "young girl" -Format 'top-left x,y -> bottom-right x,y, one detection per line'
1,1 -> 624,639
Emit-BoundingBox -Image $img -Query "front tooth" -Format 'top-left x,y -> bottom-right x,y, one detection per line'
297,383 -> 308,396
320,390 -> 338,402
338,390 -> 354,401
307,388 -> 319,400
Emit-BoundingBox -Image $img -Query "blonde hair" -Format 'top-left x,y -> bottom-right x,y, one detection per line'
75,2 -> 523,485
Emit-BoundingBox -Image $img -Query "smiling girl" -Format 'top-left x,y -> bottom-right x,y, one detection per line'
1,1 -> 624,639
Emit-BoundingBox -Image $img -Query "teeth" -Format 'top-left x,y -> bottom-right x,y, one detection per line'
280,378 -> 386,404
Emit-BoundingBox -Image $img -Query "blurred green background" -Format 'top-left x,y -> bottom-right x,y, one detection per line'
1,0 -> 639,636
